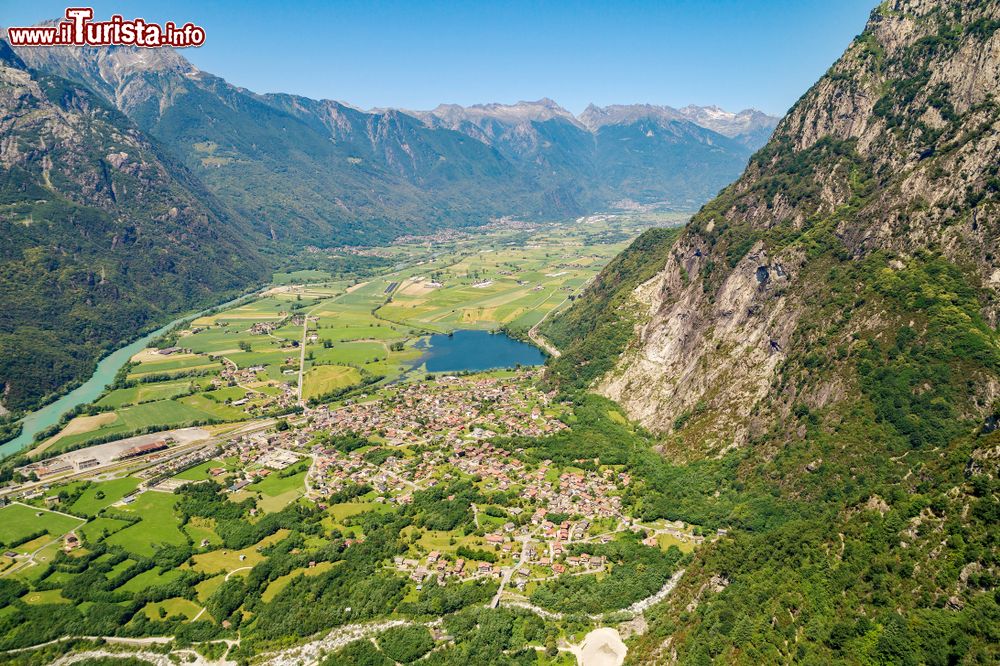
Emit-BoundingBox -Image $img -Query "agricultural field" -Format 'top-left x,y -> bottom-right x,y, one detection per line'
142,597 -> 203,621
0,503 -> 84,549
78,516 -> 131,543
103,491 -> 188,556
70,477 -> 141,515
172,460 -> 227,481
37,398 -> 239,455
302,365 -> 361,400
96,378 -> 204,408
187,530 -> 290,575
27,214 -> 676,453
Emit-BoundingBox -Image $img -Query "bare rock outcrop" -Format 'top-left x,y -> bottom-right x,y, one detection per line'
595,0 -> 1000,452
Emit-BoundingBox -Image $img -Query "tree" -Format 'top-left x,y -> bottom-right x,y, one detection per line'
545,634 -> 558,657
377,625 -> 435,663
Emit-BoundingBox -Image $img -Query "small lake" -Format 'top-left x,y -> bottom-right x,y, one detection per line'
418,330 -> 545,373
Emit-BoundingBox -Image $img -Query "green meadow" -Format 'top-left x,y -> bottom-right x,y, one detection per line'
142,597 -> 203,621
103,492 -> 188,556
0,504 -> 83,547
70,477 -> 141,515
78,517 -> 132,543
96,379 -> 199,408
44,398 -> 236,454
302,366 -> 362,400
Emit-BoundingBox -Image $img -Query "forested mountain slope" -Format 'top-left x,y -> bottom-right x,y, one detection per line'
0,43 -> 266,413
10,43 -> 520,245
13,43 -> 774,243
544,0 -> 1000,662
560,0 -> 1000,453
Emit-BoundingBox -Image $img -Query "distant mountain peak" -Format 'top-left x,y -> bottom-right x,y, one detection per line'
577,103 -> 684,130
677,104 -> 778,138
418,100 -> 780,150
580,103 -> 780,145
415,98 -> 583,129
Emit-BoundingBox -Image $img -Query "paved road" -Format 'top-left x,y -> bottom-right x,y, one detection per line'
491,567 -> 515,609
489,528 -> 538,608
296,303 -> 322,406
528,324 -> 561,358
526,275 -> 596,359
225,566 -> 253,581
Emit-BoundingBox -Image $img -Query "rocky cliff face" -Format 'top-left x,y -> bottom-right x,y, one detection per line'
543,3 -> 1000,662
0,38 -> 196,117
595,0 -> 1000,457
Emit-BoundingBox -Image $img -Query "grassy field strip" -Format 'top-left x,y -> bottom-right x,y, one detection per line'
0,502 -> 87,578
298,296 -> 341,405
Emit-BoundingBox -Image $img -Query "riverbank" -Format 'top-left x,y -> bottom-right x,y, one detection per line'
0,289 -> 263,460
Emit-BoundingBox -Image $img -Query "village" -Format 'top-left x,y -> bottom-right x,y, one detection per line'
3,368 -> 701,617
209,371 -> 701,591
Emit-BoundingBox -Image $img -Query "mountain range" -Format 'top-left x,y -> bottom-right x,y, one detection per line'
9,38 -> 779,243
0,34 -> 777,416
543,0 -> 1000,661
1,0 -> 998,661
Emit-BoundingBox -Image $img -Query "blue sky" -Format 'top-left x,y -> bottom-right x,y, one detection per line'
3,0 -> 876,116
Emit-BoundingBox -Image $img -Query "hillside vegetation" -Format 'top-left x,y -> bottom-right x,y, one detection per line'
0,44 -> 266,413
543,226 -> 680,391
546,0 -> 1000,662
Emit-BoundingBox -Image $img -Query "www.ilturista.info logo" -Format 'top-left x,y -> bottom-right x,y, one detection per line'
7,8 -> 205,48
